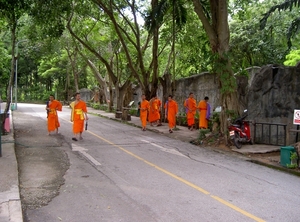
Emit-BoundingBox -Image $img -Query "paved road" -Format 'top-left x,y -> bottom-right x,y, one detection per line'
14,103 -> 300,222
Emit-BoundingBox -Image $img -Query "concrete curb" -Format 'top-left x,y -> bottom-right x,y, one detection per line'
0,111 -> 23,222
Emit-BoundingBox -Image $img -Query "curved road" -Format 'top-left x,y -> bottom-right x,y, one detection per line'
14,103 -> 300,222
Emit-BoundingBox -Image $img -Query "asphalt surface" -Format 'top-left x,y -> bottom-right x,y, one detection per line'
0,103 -> 300,222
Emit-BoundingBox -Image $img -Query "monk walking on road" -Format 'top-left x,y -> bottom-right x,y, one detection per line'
198,96 -> 211,129
46,95 -> 62,135
139,94 -> 149,131
184,92 -> 197,131
70,93 -> 89,141
149,94 -> 161,126
164,95 -> 178,133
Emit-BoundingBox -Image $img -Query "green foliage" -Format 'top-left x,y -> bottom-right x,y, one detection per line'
211,53 -> 237,94
29,0 -> 72,38
176,115 -> 187,126
199,129 -> 210,140
0,40 -> 10,98
260,0 -> 300,49
284,49 -> 300,66
212,111 -> 220,125
145,0 -> 187,33
286,151 -> 298,168
230,0 -> 291,72
129,108 -> 138,116
174,11 -> 212,76
92,103 -> 100,110
226,109 -> 239,122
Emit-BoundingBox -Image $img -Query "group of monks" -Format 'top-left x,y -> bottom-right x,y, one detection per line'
184,93 -> 211,131
139,93 -> 211,133
46,93 -> 88,141
47,92 -> 210,139
139,94 -> 178,133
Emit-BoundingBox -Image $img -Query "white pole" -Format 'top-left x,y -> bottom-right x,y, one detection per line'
15,39 -> 28,110
15,58 -> 18,110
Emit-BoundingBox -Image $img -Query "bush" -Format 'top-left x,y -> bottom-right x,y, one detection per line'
199,129 -> 210,140
92,103 -> 100,109
129,108 -> 138,116
99,104 -> 108,111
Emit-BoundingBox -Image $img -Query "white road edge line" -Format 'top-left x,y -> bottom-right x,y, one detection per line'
72,143 -> 102,166
140,139 -> 188,158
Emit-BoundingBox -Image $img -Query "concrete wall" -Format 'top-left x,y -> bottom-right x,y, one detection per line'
112,64 -> 300,144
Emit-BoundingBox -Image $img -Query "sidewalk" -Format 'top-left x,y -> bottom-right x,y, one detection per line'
0,113 -> 23,222
87,107 -> 281,153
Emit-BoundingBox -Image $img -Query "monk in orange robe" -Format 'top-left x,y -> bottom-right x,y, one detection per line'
148,94 -> 161,126
156,96 -> 162,126
46,95 -> 62,135
70,93 -> 89,141
139,94 -> 149,131
184,92 -> 197,131
198,96 -> 211,129
164,95 -> 178,133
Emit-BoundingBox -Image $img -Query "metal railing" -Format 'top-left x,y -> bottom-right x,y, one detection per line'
254,122 -> 287,146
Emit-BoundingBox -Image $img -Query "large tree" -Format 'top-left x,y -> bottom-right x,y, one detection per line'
192,0 -> 239,136
66,5 -> 132,110
89,0 -> 161,100
0,0 -> 31,114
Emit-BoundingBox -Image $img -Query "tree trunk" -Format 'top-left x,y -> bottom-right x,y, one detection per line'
149,0 -> 159,99
5,22 -> 17,114
85,59 -> 108,103
115,80 -> 131,112
123,83 -> 133,107
214,50 -> 239,138
192,0 -> 239,140
159,73 -> 173,121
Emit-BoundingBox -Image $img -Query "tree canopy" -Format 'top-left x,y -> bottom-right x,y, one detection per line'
1,0 -> 299,134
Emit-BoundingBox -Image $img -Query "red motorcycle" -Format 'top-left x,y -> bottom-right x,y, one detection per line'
228,110 -> 253,149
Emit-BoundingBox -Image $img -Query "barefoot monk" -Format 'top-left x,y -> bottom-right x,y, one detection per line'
70,93 -> 89,141
148,94 -> 161,126
184,92 -> 197,131
164,95 -> 178,133
198,96 -> 211,129
46,95 -> 62,135
139,94 -> 149,131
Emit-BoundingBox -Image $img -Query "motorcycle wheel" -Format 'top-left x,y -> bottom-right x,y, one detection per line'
249,138 -> 254,145
233,132 -> 242,149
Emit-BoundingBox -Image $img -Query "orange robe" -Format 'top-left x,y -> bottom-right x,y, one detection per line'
47,100 -> 62,132
198,100 -> 208,129
71,100 -> 87,133
164,100 -> 178,129
148,98 -> 161,123
140,100 -> 149,127
157,99 -> 161,120
184,98 -> 197,126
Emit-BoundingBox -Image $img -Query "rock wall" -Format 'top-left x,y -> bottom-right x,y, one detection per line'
248,65 -> 300,122
133,68 -> 260,113
133,72 -> 221,112
173,72 -> 220,114
79,88 -> 93,102
247,65 -> 300,144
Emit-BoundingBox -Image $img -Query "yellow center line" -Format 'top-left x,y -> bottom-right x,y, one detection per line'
60,116 -> 265,222
86,130 -> 265,222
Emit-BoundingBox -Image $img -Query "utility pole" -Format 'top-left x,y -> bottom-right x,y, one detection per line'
15,39 -> 28,110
